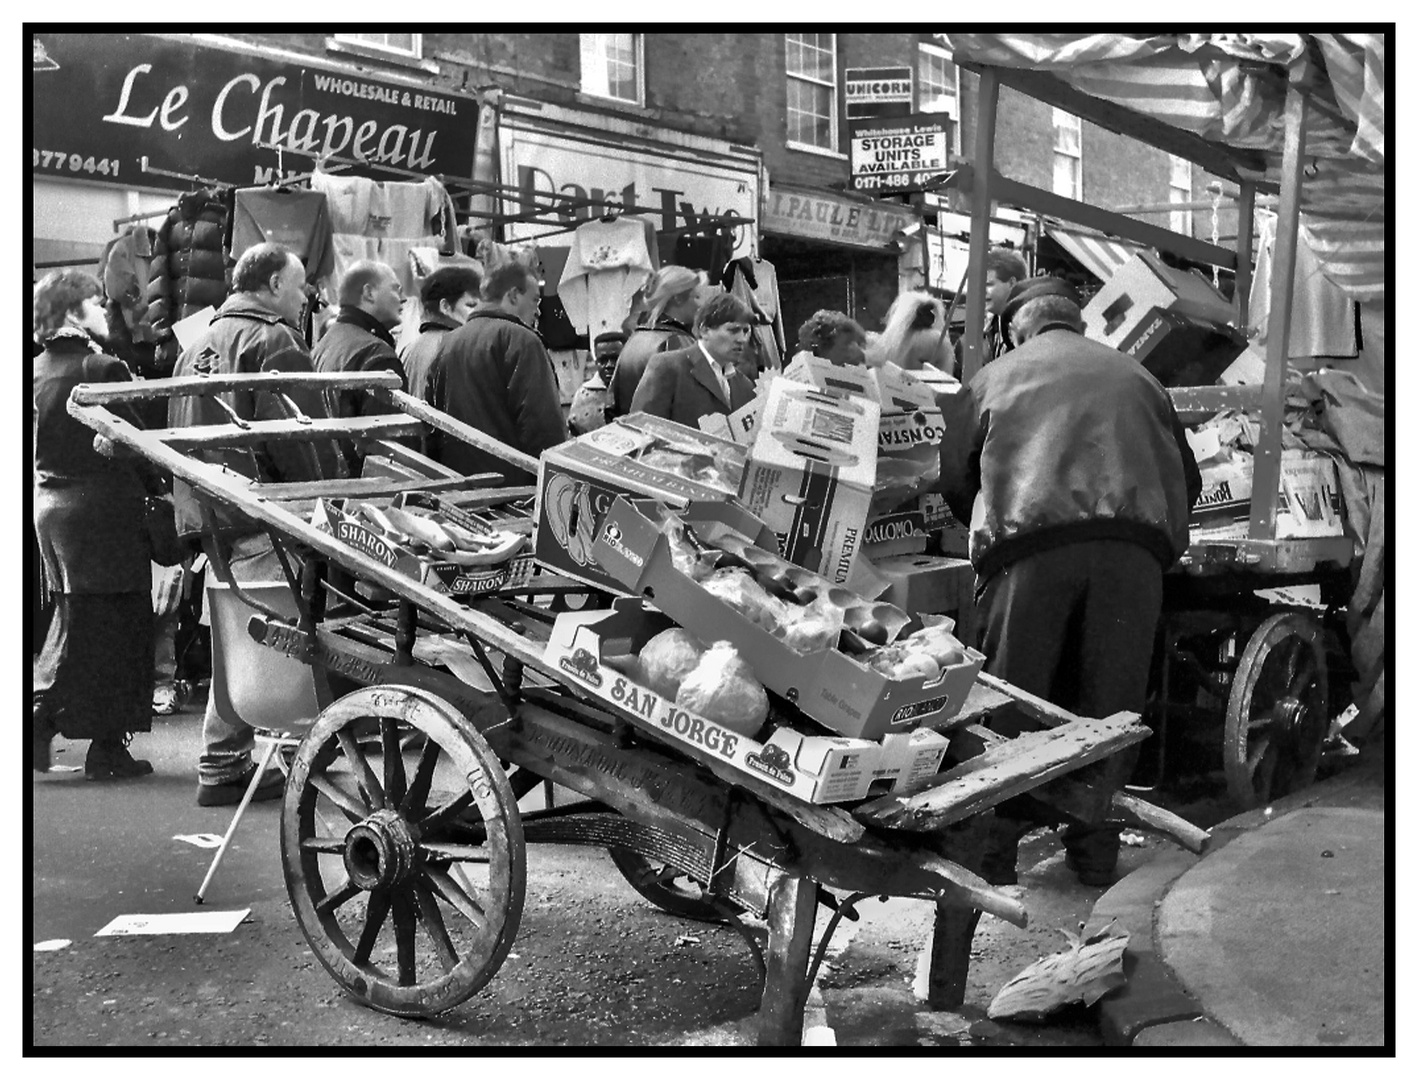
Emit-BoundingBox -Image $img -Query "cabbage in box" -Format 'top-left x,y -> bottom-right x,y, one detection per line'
593,496 -> 985,741
545,599 -> 951,804
738,380 -> 880,585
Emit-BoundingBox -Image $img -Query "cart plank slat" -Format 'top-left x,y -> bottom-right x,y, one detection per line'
853,713 -> 1151,830
70,370 -> 402,403
250,473 -> 507,501
378,388 -> 538,477
150,414 -> 425,449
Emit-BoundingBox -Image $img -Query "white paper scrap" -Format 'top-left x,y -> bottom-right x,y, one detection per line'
34,940 -> 72,952
171,306 -> 216,352
94,908 -> 251,937
173,833 -> 226,849
49,764 -> 83,773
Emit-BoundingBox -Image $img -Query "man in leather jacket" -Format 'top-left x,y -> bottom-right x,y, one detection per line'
936,276 -> 1201,886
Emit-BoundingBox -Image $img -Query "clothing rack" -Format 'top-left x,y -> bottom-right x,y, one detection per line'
111,159 -> 351,231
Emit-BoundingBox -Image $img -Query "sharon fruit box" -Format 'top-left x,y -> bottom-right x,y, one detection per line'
546,599 -> 950,804
311,498 -> 534,598
592,496 -> 984,741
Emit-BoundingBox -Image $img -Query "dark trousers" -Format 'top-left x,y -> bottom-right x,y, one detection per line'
974,540 -> 1163,873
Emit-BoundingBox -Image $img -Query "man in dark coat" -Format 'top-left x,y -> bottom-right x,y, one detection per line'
629,293 -> 757,428
936,276 -> 1201,886
170,243 -> 342,806
430,261 -> 568,485
312,260 -> 405,422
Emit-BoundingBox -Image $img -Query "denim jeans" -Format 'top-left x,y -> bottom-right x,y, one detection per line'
197,534 -> 288,786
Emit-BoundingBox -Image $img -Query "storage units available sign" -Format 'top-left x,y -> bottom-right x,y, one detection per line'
30,33 -> 478,191
849,116 -> 949,193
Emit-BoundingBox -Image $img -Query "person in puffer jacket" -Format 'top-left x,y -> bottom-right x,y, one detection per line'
168,243 -> 343,808
147,187 -> 232,374
935,276 -> 1201,888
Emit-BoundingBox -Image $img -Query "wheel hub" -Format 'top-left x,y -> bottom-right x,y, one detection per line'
343,809 -> 420,890
1272,696 -> 1323,750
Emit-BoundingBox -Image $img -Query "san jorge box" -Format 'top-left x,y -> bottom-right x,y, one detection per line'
534,416 -> 746,593
738,379 -> 881,585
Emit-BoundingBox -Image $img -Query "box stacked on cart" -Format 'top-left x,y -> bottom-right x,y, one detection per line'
592,495 -> 984,741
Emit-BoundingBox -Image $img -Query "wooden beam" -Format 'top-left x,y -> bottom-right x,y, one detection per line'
250,473 -> 507,502
852,713 -> 1150,830
378,388 -> 539,477
757,873 -> 818,1047
962,67 -> 1000,383
1250,73 -> 1311,540
1168,384 -> 1263,424
1233,181 -> 1257,328
962,62 -> 1276,191
69,370 -> 401,404
149,414 -> 424,450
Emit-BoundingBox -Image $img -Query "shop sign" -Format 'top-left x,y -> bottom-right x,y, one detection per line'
762,183 -> 918,250
845,67 -> 913,120
500,121 -> 759,257
926,228 -> 973,291
30,33 -> 477,191
849,115 -> 949,194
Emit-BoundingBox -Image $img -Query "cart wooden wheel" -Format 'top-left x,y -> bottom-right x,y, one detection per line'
606,847 -> 741,924
1224,612 -> 1329,809
281,685 -> 525,1018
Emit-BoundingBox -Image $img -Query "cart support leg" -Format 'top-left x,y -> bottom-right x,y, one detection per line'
757,872 -> 819,1047
927,903 -> 983,1009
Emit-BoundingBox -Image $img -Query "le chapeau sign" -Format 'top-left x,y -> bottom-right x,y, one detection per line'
30,33 -> 478,191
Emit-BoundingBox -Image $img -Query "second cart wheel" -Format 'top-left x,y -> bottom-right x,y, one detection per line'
606,847 -> 741,924
281,685 -> 525,1018
1224,612 -> 1329,809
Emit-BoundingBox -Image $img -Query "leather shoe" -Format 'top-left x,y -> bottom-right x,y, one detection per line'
1064,853 -> 1118,888
33,723 -> 54,773
196,765 -> 284,807
85,738 -> 154,781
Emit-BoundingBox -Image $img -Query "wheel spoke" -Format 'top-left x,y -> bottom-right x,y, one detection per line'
424,865 -> 488,931
419,842 -> 492,864
400,735 -> 440,817
1245,714 -> 1274,735
300,835 -> 349,854
315,876 -> 361,916
1254,747 -> 1279,801
392,889 -> 418,987
1286,653 -> 1318,699
1245,735 -> 1272,778
338,729 -> 385,810
381,718 -> 407,809
309,774 -> 368,824
353,888 -> 393,966
413,882 -> 461,975
419,790 -> 476,835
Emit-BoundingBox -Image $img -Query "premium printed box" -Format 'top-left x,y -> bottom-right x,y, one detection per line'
545,599 -> 951,804
738,379 -> 880,584
592,497 -> 985,740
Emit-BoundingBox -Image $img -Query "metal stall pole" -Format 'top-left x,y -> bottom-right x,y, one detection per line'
1249,69 -> 1311,540
961,68 -> 1000,384
1233,181 -> 1257,330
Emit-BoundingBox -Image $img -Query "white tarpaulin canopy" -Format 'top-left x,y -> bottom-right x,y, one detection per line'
939,33 -> 1386,302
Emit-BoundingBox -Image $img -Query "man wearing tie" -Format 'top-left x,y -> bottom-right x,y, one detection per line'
629,293 -> 757,427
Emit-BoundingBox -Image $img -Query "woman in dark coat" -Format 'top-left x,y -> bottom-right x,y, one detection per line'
608,265 -> 705,420
32,269 -> 157,780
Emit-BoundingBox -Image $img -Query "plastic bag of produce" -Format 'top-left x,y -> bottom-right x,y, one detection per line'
777,595 -> 847,654
702,568 -> 790,633
640,627 -> 707,700
675,642 -> 769,737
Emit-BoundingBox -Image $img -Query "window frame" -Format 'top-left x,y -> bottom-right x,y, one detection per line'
784,32 -> 840,154
326,33 -> 436,73
1052,107 -> 1083,201
1169,154 -> 1194,236
578,32 -> 645,107
917,41 -> 957,117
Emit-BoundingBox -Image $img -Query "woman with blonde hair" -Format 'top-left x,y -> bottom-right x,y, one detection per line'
866,290 -> 957,376
609,265 -> 707,419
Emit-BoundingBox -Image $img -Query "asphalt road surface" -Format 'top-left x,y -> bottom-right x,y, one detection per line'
31,707 -> 1201,1049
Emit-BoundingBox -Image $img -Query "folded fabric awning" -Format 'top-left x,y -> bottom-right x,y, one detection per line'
1043,225 -> 1144,283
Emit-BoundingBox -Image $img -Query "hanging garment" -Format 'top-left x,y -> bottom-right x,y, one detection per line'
672,227 -> 735,285
100,225 -> 160,345
1250,213 -> 1357,358
313,170 -> 457,294
723,256 -> 786,373
231,188 -> 336,284
146,187 -> 232,373
558,216 -> 658,340
330,235 -> 446,297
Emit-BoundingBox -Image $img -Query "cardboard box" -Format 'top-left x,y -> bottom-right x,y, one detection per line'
534,416 -> 746,592
593,497 -> 985,740
870,554 -> 974,617
863,506 -> 931,558
1083,251 -> 1235,351
544,599 -> 951,804
1188,448 -> 1345,543
739,380 -> 881,584
311,499 -> 536,598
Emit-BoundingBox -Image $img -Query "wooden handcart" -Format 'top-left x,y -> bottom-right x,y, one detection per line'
945,44 -> 1369,809
70,371 -> 1205,1045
